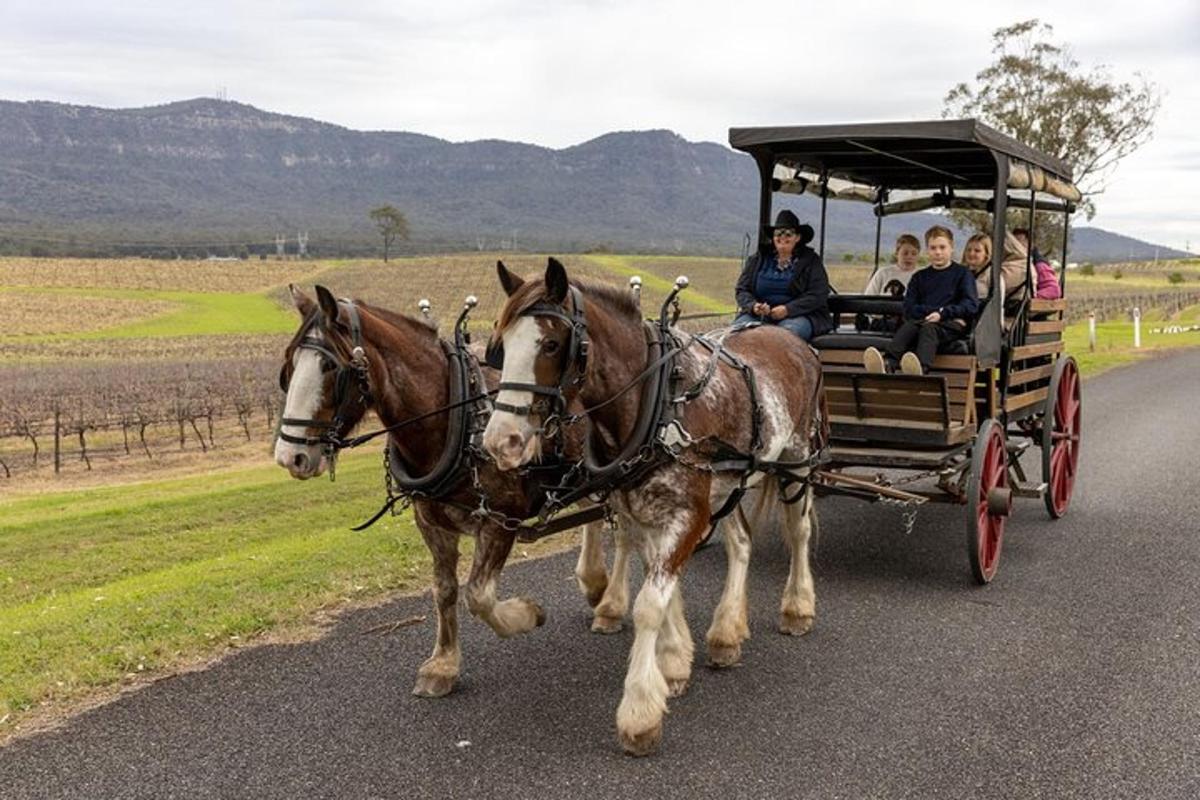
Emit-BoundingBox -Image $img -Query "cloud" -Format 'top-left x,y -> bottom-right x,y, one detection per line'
0,0 -> 1196,248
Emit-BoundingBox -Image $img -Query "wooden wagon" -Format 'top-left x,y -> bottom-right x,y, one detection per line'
729,120 -> 1082,583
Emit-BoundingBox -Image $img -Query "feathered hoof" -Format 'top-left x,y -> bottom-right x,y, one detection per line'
619,722 -> 663,757
779,612 -> 815,636
706,642 -> 743,668
591,614 -> 624,634
411,672 -> 457,698
666,678 -> 689,698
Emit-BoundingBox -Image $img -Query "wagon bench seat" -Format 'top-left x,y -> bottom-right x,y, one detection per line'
818,348 -> 979,448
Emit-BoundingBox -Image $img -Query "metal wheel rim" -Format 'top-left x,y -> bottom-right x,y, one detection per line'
1043,358 -> 1081,518
968,420 -> 1007,584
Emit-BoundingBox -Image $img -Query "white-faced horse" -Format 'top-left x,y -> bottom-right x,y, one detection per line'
482,259 -> 827,755
274,284 -> 632,697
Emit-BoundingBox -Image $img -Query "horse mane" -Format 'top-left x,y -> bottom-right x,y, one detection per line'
496,276 -> 640,334
357,299 -> 439,340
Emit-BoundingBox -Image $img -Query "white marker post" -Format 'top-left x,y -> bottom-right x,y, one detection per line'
1088,311 -> 1097,352
1133,307 -> 1142,348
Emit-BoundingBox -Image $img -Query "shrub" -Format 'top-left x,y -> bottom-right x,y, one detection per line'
1167,272 -> 1185,284
1113,269 -> 1123,280
1079,263 -> 1095,276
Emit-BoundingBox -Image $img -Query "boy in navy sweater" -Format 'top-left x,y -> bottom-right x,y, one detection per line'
864,225 -> 979,375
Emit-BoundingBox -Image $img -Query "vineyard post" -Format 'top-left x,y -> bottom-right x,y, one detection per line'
1088,311 -> 1096,352
1133,307 -> 1142,348
53,403 -> 61,474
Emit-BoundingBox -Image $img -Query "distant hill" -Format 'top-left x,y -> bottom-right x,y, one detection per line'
0,97 -> 1190,262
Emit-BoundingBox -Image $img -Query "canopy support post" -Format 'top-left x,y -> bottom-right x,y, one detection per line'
1060,206 -> 1070,295
818,171 -> 829,259
975,157 -> 1009,370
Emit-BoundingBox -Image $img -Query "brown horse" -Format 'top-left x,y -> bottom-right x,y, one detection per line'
273,285 -> 632,697
482,260 -> 826,755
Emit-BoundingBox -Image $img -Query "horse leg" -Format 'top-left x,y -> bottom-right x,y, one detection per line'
705,505 -> 752,667
592,524 -> 631,634
617,494 -> 709,756
413,521 -> 461,698
465,524 -> 546,638
778,483 -> 817,636
656,582 -> 694,697
574,520 -> 609,608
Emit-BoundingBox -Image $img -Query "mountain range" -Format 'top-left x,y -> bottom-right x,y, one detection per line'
0,97 -> 1189,262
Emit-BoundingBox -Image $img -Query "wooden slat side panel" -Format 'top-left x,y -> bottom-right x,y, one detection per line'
1028,319 -> 1067,335
1009,362 -> 1055,386
1004,386 -> 1050,413
1012,340 -> 1064,360
1029,298 -> 1068,312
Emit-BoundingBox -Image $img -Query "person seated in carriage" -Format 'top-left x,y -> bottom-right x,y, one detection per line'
732,209 -> 834,342
863,225 -> 978,376
856,233 -> 923,332
1013,227 -> 1062,300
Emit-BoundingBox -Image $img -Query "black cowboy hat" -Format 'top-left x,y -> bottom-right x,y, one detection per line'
766,210 -> 815,245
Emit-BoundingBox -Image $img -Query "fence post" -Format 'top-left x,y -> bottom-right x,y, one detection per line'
53,404 -> 61,474
1133,307 -> 1142,348
1088,311 -> 1096,352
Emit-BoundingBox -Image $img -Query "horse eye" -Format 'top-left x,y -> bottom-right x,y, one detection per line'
542,340 -> 560,355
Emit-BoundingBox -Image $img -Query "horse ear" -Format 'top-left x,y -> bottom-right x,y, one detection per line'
315,285 -> 340,325
545,257 -> 569,304
497,261 -> 524,297
289,284 -> 316,316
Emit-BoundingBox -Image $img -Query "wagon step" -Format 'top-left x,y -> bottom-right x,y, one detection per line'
1003,439 -> 1047,499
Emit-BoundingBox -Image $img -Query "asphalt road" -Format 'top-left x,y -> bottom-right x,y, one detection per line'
3,350 -> 1199,799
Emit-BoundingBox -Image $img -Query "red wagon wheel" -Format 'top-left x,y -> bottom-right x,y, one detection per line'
1042,356 -> 1082,519
966,419 -> 1011,585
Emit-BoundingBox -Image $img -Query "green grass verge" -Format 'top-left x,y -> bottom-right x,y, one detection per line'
1065,304 -> 1200,375
0,287 -> 296,342
0,450 -> 442,731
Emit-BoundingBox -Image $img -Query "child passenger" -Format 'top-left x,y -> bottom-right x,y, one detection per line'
864,234 -> 921,297
864,225 -> 979,376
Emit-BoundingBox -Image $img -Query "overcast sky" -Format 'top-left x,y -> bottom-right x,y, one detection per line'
3,0 -> 1197,251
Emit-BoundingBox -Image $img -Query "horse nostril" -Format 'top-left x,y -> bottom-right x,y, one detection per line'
292,452 -> 309,470
506,433 -> 523,452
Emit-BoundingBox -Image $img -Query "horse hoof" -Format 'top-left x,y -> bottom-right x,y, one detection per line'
531,601 -> 547,627
779,613 -> 815,636
666,678 -> 689,698
706,642 -> 742,668
412,673 -> 456,698
591,615 -> 623,634
619,723 -> 663,757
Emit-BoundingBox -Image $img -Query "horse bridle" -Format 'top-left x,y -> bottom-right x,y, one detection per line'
485,285 -> 589,427
277,301 -> 373,451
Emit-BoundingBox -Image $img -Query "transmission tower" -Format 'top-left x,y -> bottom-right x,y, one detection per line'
297,231 -> 308,258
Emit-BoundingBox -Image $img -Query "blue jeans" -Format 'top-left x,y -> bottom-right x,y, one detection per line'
732,312 -> 815,341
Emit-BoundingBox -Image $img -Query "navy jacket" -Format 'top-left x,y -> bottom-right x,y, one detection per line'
734,246 -> 835,335
902,262 -> 979,322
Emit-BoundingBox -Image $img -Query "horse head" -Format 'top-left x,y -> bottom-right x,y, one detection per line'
274,284 -> 375,479
483,257 -> 594,471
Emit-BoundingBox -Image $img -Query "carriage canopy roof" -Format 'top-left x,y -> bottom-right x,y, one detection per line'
728,119 -> 1080,203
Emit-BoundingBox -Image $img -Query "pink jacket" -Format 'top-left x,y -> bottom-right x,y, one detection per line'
1034,260 -> 1061,299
